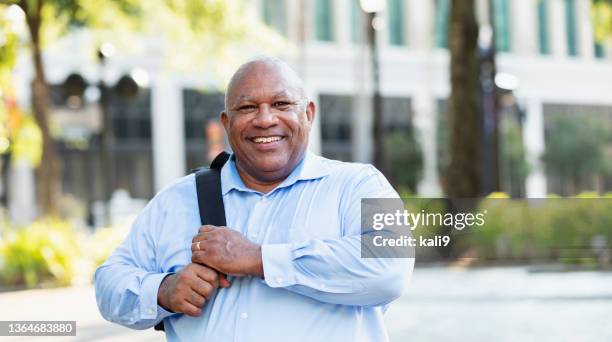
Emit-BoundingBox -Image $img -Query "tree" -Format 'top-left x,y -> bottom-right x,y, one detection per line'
385,130 -> 422,194
592,0 -> 612,41
542,114 -> 612,195
0,0 -> 276,216
445,0 -> 482,198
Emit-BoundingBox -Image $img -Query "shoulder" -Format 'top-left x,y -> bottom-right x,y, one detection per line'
315,155 -> 388,187
146,174 -> 197,211
312,155 -> 398,200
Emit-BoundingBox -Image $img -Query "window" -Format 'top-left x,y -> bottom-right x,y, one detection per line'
594,43 -> 605,58
388,0 -> 405,46
537,0 -> 550,55
565,0 -> 579,56
383,97 -> 412,134
320,94 -> 353,161
314,0 -> 334,41
262,0 -> 287,35
110,90 -> 152,141
350,0 -> 363,43
492,0 -> 511,52
434,0 -> 451,49
183,90 -> 226,170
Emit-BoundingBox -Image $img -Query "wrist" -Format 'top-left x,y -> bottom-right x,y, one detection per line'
157,273 -> 175,312
248,245 -> 264,278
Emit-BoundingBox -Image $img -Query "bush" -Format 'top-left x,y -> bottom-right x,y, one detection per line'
0,217 -> 132,289
85,224 -> 130,269
473,193 -> 612,262
0,220 -> 80,288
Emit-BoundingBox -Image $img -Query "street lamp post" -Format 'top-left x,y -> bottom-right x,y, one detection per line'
97,44 -> 115,223
360,0 -> 386,174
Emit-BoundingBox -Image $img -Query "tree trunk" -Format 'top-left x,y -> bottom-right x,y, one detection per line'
446,0 -> 482,198
22,0 -> 62,216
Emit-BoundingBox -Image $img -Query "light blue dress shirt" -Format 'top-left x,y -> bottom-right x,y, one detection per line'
95,152 -> 413,341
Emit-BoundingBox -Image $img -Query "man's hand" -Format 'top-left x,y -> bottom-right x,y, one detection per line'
191,225 -> 264,277
157,263 -> 230,317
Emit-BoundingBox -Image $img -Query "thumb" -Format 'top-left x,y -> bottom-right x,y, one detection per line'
219,273 -> 232,288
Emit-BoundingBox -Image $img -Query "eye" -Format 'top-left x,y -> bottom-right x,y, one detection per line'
238,104 -> 257,112
273,101 -> 292,109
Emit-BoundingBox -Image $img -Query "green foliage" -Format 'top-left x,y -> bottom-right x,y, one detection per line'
542,114 -> 612,191
10,114 -> 42,166
0,219 -> 80,288
9,0 -> 281,90
0,11 -> 19,74
385,131 -> 423,193
471,194 -> 612,262
85,225 -> 129,269
592,0 -> 612,42
0,219 -> 129,288
0,5 -> 21,155
500,118 -> 529,195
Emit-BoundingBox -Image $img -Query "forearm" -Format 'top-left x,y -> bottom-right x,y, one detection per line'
261,236 -> 413,306
94,260 -> 175,329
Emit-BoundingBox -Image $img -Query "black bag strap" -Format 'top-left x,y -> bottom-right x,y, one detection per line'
195,151 -> 230,226
154,151 -> 230,332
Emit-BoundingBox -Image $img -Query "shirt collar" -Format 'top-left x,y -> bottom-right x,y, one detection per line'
220,151 -> 331,196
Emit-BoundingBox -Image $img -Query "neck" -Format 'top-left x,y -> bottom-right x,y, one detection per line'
235,163 -> 285,194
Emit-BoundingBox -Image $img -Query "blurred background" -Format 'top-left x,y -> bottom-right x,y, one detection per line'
0,0 -> 611,341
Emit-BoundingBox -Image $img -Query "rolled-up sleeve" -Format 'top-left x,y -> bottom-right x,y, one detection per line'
261,165 -> 414,307
94,197 -> 177,329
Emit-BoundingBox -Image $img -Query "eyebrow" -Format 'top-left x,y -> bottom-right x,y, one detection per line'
230,91 -> 298,108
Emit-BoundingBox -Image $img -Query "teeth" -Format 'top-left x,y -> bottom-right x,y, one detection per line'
253,136 -> 282,143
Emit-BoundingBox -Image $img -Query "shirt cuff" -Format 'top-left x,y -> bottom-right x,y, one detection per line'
261,243 -> 297,288
140,272 -> 177,320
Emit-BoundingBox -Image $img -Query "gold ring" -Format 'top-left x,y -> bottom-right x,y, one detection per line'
196,241 -> 201,251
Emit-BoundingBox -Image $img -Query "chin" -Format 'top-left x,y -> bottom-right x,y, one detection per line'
255,161 -> 287,174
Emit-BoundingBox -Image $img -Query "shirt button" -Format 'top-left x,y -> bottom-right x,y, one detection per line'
148,308 -> 155,315
240,312 -> 249,319
275,277 -> 283,284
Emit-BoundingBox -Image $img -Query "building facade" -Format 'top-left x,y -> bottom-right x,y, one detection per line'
10,0 -> 612,221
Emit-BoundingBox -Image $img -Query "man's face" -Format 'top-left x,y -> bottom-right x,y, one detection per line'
221,63 -> 315,183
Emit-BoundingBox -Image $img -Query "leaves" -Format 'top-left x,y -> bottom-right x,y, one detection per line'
542,113 -> 612,186
592,0 -> 612,42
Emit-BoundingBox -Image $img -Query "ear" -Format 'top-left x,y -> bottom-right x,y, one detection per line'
306,101 -> 315,125
220,111 -> 229,132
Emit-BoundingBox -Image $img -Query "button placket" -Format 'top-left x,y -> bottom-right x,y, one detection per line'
246,196 -> 267,243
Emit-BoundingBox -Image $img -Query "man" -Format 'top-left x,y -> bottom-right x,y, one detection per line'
95,57 -> 413,341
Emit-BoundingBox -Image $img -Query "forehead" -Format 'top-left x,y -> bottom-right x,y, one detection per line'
227,63 -> 302,103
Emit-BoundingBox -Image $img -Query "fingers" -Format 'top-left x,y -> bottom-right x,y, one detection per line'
219,274 -> 231,288
192,225 -> 222,244
186,263 -> 221,298
191,240 -> 205,252
199,225 -> 217,234
180,301 -> 203,317
186,290 -> 206,308
191,278 -> 215,300
191,250 -> 208,265
192,263 -> 220,288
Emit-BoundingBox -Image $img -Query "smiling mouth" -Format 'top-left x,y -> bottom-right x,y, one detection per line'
249,136 -> 285,144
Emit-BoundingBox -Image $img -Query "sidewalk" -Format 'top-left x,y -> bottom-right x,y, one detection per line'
0,286 -> 163,342
3,267 -> 610,341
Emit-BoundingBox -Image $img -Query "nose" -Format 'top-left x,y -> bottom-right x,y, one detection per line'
252,103 -> 278,129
